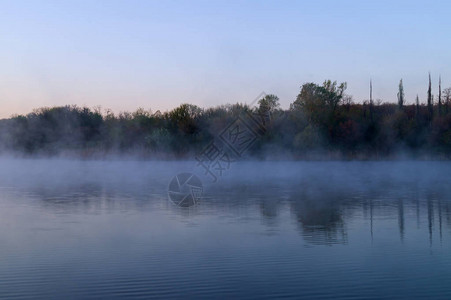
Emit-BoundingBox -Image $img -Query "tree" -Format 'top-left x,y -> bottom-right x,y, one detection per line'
428,73 -> 433,119
415,94 -> 420,121
291,80 -> 347,144
443,87 -> 451,115
438,76 -> 442,116
369,79 -> 374,120
342,94 -> 353,112
168,103 -> 202,135
292,80 -> 346,117
258,94 -> 280,113
397,79 -> 405,109
255,94 -> 281,131
322,80 -> 347,111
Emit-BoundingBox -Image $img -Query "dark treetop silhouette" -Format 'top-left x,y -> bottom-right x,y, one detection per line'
1,79 -> 451,159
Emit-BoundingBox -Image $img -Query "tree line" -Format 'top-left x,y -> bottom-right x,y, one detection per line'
1,77 -> 451,159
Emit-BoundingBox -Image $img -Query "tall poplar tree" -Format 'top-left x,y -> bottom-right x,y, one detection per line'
397,79 -> 405,109
427,73 -> 433,119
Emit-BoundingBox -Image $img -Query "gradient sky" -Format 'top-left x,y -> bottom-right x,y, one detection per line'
1,0 -> 450,118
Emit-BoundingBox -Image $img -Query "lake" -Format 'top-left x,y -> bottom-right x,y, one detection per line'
0,159 -> 450,299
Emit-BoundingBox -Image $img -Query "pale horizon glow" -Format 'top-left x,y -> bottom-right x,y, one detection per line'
1,0 -> 451,118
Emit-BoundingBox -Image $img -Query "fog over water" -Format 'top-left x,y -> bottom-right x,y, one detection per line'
0,159 -> 451,298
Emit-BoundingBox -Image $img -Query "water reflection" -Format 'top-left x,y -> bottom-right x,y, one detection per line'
1,160 -> 451,247
290,196 -> 346,245
2,160 -> 451,298
200,164 -> 451,247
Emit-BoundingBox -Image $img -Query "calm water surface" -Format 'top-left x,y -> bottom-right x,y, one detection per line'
0,159 -> 450,299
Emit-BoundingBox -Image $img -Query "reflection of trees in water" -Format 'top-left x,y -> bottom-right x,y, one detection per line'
364,185 -> 451,245
275,178 -> 451,246
398,198 -> 404,242
12,165 -> 451,246
258,199 -> 281,232
259,200 -> 278,219
289,188 -> 347,245
26,181 -> 158,214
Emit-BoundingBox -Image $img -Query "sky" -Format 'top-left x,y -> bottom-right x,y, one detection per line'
1,0 -> 451,118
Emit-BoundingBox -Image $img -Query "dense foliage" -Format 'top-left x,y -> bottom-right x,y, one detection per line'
2,80 -> 451,159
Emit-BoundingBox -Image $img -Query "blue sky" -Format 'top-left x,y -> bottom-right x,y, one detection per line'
0,0 -> 450,117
